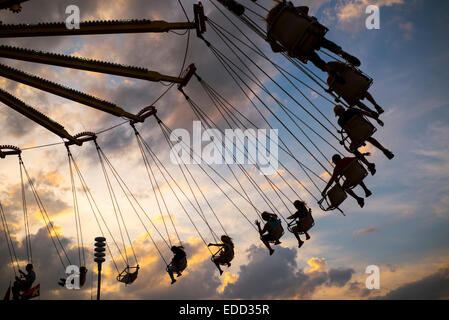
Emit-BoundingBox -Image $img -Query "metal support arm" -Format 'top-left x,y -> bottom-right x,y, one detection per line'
0,63 -> 141,121
0,88 -> 80,145
0,19 -> 196,38
0,45 -> 183,83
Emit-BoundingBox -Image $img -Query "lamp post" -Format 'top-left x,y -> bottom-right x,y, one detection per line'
94,236 -> 106,300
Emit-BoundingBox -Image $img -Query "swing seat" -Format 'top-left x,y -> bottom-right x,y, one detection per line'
20,284 -> 40,300
299,214 -> 314,233
329,65 -> 373,106
167,257 -> 187,273
176,256 -> 187,272
318,183 -> 347,212
79,266 -> 88,287
267,5 -> 327,61
341,159 -> 368,189
211,248 -> 234,265
341,114 -> 377,152
264,223 -> 284,243
287,212 -> 315,234
117,266 -> 139,285
288,212 -> 315,234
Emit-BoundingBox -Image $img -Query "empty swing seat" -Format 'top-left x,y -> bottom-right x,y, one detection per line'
268,6 -> 327,61
341,159 -> 368,188
330,66 -> 373,106
342,115 -> 376,151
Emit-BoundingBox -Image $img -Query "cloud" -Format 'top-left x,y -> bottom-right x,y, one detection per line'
336,0 -> 404,22
320,0 -> 405,32
409,122 -> 449,218
346,280 -> 373,297
376,266 -> 449,300
385,264 -> 398,272
353,227 -> 377,238
398,21 -> 413,32
355,227 -> 376,234
222,245 -> 355,299
398,21 -> 414,40
327,268 -> 355,287
306,257 -> 327,273
1,177 -> 71,223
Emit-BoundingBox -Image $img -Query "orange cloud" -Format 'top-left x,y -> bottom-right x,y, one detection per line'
306,257 -> 327,273
337,0 -> 404,22
354,227 -> 376,234
218,272 -> 239,294
38,170 -> 66,187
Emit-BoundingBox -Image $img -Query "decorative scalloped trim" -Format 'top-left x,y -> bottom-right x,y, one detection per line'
0,87 -> 64,129
137,105 -> 156,117
0,45 -> 150,73
0,63 -> 120,107
0,144 -> 21,152
0,19 -> 155,29
73,131 -> 97,139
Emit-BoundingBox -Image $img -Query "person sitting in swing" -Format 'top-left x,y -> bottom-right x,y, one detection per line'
322,154 -> 372,208
58,266 -> 88,288
334,105 -> 394,160
208,235 -> 235,276
118,265 -> 139,285
167,246 -> 187,285
12,263 -> 35,300
287,200 -> 312,248
326,61 -> 384,116
266,1 -> 361,74
256,212 -> 284,256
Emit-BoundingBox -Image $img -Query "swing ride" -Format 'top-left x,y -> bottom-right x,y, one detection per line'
0,0 -> 394,299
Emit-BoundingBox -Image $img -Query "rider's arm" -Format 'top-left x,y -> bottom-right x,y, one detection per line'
208,243 -> 223,247
359,109 -> 377,119
359,109 -> 382,122
256,223 -> 263,234
256,221 -> 268,235
322,176 -> 336,197
286,213 -> 297,219
261,224 -> 269,234
359,109 -> 384,125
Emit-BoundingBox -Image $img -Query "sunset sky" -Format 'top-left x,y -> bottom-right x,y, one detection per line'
0,0 -> 448,300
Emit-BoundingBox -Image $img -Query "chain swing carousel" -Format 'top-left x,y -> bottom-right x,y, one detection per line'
0,0 -> 392,299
